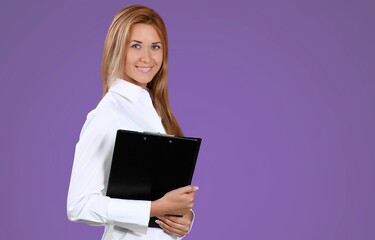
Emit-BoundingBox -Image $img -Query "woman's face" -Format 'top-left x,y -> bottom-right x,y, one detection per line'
123,23 -> 163,88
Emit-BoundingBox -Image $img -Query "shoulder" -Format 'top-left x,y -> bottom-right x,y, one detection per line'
86,92 -> 126,124
78,96 -> 119,140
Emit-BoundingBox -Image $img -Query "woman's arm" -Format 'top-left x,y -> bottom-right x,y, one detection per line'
67,110 -> 151,234
67,109 -> 198,234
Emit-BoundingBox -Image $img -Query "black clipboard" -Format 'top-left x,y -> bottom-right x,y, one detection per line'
106,130 -> 201,227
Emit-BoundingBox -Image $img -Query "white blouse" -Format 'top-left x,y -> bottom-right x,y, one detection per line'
67,79 -> 180,240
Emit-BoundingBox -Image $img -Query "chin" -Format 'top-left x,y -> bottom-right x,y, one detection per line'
138,77 -> 153,84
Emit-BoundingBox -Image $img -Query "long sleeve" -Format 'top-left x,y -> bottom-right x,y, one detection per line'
67,109 -> 151,234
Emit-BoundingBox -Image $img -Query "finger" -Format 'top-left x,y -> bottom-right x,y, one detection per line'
156,219 -> 188,237
177,185 -> 199,194
160,226 -> 184,238
158,216 -> 184,228
159,215 -> 191,233
160,215 -> 190,225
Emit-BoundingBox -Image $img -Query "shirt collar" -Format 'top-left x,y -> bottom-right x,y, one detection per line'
108,79 -> 150,102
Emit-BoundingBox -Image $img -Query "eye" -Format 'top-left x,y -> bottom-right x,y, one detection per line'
131,44 -> 141,49
151,44 -> 161,50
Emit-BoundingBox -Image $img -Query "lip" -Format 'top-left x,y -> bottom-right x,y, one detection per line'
136,66 -> 153,73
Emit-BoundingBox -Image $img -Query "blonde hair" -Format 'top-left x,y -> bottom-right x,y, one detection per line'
101,5 -> 183,136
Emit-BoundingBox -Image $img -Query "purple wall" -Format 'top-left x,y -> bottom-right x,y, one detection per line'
1,0 -> 374,239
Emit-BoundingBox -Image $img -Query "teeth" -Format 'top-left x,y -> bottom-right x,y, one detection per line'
137,66 -> 151,73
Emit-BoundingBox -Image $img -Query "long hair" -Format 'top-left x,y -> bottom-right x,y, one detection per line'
101,5 -> 183,136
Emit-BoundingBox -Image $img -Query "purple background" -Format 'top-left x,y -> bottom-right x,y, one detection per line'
1,0 -> 374,239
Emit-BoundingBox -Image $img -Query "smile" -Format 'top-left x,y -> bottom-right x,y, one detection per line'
136,66 -> 152,73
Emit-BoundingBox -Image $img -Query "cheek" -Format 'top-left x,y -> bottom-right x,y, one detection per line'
125,54 -> 135,64
156,58 -> 163,72
125,50 -> 138,63
155,54 -> 163,66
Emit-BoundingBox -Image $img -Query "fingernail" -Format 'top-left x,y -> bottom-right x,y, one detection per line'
155,220 -> 160,224
194,186 -> 199,191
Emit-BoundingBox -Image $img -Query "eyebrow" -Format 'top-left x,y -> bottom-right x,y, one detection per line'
130,40 -> 162,45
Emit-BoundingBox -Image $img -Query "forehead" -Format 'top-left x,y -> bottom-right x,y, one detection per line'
128,23 -> 161,42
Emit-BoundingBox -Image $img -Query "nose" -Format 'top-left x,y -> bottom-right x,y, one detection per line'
140,48 -> 151,63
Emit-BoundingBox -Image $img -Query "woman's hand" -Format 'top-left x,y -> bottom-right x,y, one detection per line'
156,210 -> 194,238
151,185 -> 198,217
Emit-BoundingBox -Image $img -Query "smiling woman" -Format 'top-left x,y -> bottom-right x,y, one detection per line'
67,5 -> 198,240
124,24 -> 163,88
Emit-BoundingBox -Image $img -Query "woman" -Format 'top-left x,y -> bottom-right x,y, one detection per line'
67,5 -> 198,240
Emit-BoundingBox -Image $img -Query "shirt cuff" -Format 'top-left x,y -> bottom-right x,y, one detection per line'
107,198 -> 151,234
